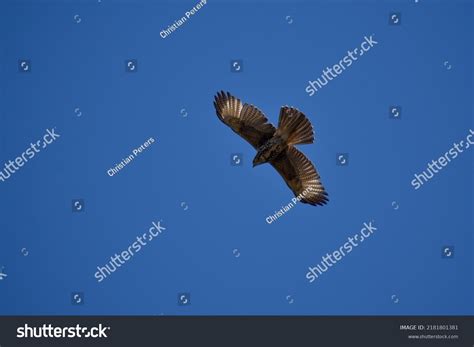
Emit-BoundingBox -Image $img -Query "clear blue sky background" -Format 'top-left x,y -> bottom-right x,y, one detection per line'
0,0 -> 472,315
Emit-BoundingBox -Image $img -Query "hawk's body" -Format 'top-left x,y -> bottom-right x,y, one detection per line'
213,91 -> 328,206
254,136 -> 287,164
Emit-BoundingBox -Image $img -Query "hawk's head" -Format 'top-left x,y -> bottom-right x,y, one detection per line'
252,152 -> 267,167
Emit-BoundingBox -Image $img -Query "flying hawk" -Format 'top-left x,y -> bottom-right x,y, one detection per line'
213,91 -> 328,206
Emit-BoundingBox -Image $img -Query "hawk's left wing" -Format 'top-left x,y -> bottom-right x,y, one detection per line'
271,146 -> 328,206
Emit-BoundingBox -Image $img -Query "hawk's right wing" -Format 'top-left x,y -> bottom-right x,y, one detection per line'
213,91 -> 276,149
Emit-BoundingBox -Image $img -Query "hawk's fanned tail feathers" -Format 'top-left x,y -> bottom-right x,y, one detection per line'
276,106 -> 314,146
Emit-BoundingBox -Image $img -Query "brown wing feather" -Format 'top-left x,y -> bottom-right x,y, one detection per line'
270,146 -> 328,206
214,91 -> 276,149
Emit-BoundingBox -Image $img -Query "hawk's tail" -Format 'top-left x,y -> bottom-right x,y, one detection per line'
276,106 -> 314,146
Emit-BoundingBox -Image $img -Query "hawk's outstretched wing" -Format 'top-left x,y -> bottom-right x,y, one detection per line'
271,146 -> 328,206
214,91 -> 276,149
